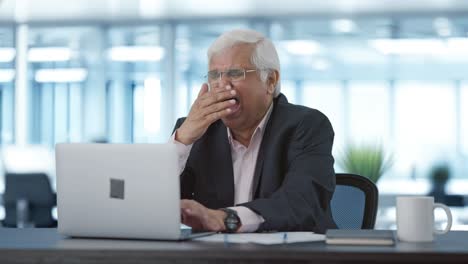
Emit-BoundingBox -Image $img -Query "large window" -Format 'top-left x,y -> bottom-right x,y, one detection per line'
132,77 -> 162,142
28,27 -> 97,146
303,81 -> 345,157
0,26 -> 15,144
461,82 -> 468,156
394,81 -> 457,178
349,81 -> 391,146
280,80 -> 297,104
107,25 -> 168,143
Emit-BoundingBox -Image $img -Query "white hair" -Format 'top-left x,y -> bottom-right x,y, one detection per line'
207,29 -> 281,97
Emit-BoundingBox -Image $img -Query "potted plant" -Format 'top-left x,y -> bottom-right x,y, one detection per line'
338,144 -> 393,184
428,164 -> 450,199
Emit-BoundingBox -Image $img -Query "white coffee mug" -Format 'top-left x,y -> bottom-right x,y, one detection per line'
396,196 -> 452,242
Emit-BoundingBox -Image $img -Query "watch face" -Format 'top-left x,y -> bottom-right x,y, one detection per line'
226,217 -> 238,224
224,211 -> 240,232
227,222 -> 237,230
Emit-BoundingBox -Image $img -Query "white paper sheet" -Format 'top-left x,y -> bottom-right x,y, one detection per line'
194,232 -> 325,245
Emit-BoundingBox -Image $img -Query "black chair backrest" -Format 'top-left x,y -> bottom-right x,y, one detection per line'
3,172 -> 57,227
331,173 -> 379,229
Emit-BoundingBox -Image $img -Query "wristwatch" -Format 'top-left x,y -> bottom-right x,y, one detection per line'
220,208 -> 241,233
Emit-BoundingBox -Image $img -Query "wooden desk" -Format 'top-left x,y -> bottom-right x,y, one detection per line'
1,228 -> 468,263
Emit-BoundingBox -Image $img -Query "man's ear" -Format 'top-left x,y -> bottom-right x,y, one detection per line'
266,70 -> 279,94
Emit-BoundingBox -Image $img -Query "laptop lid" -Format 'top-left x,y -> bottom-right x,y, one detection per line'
56,143 -> 184,240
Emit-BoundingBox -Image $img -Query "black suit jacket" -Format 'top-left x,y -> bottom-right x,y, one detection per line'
174,94 -> 337,233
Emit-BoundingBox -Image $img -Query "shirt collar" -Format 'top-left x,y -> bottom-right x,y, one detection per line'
227,102 -> 274,145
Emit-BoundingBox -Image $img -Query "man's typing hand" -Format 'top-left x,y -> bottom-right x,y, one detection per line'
180,199 -> 227,232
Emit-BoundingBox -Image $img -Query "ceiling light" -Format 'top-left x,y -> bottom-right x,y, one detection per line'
35,68 -> 87,83
28,47 -> 72,62
108,46 -> 165,61
369,39 -> 446,55
0,69 -> 15,82
0,48 -> 16,62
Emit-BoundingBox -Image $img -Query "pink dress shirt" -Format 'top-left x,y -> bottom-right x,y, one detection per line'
172,104 -> 273,232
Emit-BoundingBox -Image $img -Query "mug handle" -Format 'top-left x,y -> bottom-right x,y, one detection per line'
433,203 -> 453,235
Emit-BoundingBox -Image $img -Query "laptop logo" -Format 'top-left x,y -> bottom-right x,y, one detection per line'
110,178 -> 125,199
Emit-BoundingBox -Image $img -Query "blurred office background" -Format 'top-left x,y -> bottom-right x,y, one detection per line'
0,0 -> 468,228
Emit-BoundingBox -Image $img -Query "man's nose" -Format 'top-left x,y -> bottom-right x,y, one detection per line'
213,74 -> 231,91
220,72 -> 232,85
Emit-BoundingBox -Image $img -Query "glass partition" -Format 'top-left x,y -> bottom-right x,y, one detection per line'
28,26 -> 98,146
0,26 -> 15,145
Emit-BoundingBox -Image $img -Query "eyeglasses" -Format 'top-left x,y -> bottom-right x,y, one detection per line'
206,68 -> 258,84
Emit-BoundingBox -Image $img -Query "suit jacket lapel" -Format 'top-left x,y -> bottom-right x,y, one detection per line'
251,95 -> 283,198
251,130 -> 268,198
210,121 -> 235,206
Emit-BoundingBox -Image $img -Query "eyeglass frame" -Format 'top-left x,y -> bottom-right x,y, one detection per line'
205,68 -> 261,84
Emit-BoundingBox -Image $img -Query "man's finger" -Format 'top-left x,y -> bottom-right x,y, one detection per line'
197,83 -> 209,98
180,200 -> 191,211
203,108 -> 232,124
181,200 -> 200,214
199,89 -> 237,108
198,84 -> 234,101
202,100 -> 236,117
180,199 -> 191,206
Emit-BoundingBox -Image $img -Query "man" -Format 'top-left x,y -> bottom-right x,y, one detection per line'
172,29 -> 337,233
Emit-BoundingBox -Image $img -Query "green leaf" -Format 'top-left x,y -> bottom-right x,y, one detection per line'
337,144 -> 393,184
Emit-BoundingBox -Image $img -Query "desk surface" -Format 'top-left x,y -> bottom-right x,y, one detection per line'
1,228 -> 468,264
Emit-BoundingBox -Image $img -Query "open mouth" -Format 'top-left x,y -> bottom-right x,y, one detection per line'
226,96 -> 240,113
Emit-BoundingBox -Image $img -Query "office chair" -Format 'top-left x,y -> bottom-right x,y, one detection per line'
331,173 -> 379,229
2,172 -> 57,227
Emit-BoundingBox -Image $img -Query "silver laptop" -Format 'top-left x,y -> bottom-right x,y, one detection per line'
56,143 -> 212,240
